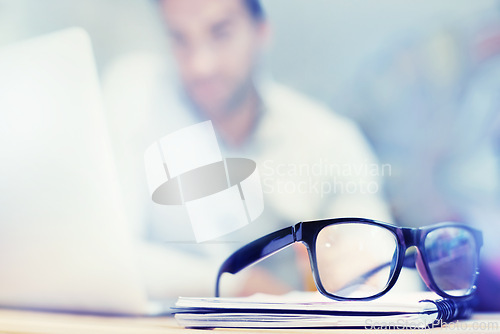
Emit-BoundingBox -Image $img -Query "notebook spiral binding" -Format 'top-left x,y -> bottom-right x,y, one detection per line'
422,298 -> 475,323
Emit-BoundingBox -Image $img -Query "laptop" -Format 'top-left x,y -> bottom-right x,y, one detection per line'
0,28 -> 170,315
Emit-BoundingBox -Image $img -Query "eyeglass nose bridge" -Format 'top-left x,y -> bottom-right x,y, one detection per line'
401,227 -> 420,247
400,228 -> 434,291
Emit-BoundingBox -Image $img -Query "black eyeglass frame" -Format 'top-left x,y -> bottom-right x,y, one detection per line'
215,217 -> 483,301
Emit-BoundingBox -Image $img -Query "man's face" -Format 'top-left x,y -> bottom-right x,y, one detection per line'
161,0 -> 266,118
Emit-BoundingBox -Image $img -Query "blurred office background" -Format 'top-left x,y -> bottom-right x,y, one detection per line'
2,0 -> 500,305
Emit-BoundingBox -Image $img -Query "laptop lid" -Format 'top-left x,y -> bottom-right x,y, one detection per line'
0,28 -> 156,315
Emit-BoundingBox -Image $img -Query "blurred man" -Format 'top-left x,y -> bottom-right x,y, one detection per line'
160,0 -> 265,147
104,0 -> 392,298
156,0 -> 389,217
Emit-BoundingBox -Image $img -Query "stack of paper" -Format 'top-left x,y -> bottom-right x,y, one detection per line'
173,291 -> 464,329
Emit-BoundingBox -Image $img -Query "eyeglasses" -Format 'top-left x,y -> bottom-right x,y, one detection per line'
215,218 -> 483,301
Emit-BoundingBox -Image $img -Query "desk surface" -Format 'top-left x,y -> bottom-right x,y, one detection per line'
0,309 -> 498,333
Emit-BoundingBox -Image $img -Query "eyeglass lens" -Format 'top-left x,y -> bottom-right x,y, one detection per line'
423,227 -> 478,297
315,223 -> 398,298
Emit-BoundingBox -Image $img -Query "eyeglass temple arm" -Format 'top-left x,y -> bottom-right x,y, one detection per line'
336,251 -> 417,293
215,226 -> 296,297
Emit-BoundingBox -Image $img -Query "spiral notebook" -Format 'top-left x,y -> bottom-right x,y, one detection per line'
173,291 -> 474,329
